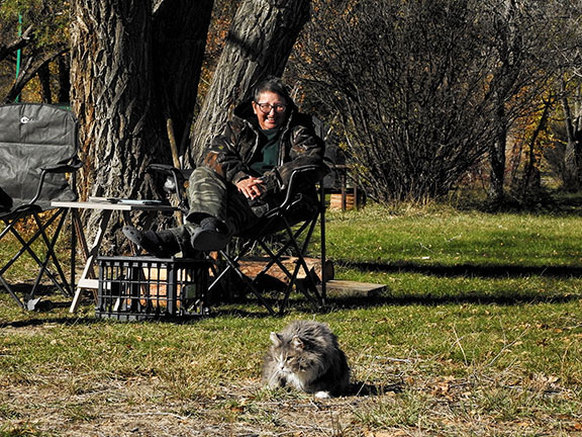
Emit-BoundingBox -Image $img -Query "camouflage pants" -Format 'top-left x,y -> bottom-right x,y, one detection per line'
169,166 -> 264,249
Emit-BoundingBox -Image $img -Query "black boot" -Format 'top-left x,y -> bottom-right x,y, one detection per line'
190,217 -> 230,251
122,226 -> 181,258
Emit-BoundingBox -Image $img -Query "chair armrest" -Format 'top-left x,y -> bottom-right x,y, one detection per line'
279,165 -> 323,211
147,163 -> 176,173
40,161 -> 83,174
147,163 -> 193,180
26,159 -> 83,205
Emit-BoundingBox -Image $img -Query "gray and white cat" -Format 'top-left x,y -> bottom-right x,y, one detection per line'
262,320 -> 350,398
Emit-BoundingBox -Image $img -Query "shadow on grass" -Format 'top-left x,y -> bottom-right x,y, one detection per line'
5,256 -> 582,325
348,381 -> 404,397
210,275 -> 582,313
1,315 -> 100,329
325,291 -> 580,311
337,259 -> 582,279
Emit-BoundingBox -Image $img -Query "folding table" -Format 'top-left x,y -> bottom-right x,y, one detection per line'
51,198 -> 177,312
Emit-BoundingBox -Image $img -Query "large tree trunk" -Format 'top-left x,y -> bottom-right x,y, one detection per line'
70,0 -> 166,251
70,0 -> 212,252
71,0 -> 160,198
152,0 -> 214,154
185,0 -> 311,167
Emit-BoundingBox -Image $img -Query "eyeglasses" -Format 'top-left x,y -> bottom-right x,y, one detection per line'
254,102 -> 287,114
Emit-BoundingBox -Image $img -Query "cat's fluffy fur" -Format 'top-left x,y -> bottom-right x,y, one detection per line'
262,320 -> 350,398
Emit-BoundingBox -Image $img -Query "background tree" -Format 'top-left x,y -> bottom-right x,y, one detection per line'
489,0 -> 582,199
507,93 -> 555,205
560,79 -> 582,192
185,0 -> 311,167
292,0 -> 496,203
479,0 -> 562,209
0,0 -> 69,103
291,0 -> 578,207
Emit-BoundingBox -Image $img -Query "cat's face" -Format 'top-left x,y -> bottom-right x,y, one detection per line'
270,332 -> 307,374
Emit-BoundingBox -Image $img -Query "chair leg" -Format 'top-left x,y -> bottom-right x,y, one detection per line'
29,210 -> 71,299
0,208 -> 71,309
0,274 -> 26,309
280,216 -> 325,308
4,212 -> 63,285
208,252 -> 277,315
206,209 -> 325,315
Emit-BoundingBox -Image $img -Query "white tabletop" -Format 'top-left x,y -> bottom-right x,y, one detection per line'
51,199 -> 177,212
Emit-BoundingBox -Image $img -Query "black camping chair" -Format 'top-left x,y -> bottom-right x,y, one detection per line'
210,166 -> 328,315
0,103 -> 82,310
147,162 -> 329,315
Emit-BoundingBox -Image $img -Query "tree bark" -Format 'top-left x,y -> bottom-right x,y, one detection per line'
70,0 -> 165,250
152,0 -> 214,154
561,83 -> 582,191
70,0 -> 213,252
185,0 -> 311,167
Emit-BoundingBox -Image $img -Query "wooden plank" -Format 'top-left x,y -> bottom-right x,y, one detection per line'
322,279 -> 387,298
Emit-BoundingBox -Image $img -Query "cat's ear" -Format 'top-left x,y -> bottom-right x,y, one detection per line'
291,335 -> 304,350
270,332 -> 283,346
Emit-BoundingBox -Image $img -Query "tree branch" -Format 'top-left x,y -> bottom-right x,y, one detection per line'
0,25 -> 34,63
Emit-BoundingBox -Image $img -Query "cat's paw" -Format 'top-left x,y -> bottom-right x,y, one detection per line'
314,391 -> 330,399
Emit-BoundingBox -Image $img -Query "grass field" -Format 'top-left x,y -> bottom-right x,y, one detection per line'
1,204 -> 581,436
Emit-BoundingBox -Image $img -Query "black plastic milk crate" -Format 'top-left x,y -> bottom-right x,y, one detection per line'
96,256 -> 209,321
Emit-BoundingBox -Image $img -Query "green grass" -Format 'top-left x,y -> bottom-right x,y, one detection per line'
1,204 -> 581,436
325,205 -> 582,267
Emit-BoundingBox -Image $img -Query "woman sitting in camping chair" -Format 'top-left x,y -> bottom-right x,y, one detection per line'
123,76 -> 327,256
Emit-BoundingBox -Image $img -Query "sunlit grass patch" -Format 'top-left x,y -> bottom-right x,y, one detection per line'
1,203 -> 581,435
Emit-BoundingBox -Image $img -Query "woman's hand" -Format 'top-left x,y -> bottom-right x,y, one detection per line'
236,176 -> 265,200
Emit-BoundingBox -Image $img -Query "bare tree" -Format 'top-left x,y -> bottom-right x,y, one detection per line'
0,0 -> 69,102
561,78 -> 582,190
484,0 -> 520,208
477,0 -> 578,208
555,0 -> 582,191
185,0 -> 311,167
292,0 -> 495,203
292,0 -> 575,206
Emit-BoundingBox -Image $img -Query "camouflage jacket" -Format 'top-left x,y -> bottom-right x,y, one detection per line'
202,99 -> 327,198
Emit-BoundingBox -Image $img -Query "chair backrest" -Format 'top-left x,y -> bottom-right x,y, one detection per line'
0,103 -> 79,209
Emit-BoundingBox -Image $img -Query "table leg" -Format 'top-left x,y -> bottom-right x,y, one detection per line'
69,209 -> 113,313
72,209 -> 90,262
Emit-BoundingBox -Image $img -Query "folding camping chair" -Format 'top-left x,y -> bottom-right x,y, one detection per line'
0,103 -> 81,310
148,162 -> 328,315
208,165 -> 327,314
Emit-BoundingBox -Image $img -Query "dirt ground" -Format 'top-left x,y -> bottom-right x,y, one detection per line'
2,375 -> 386,437
4,369 -> 581,437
